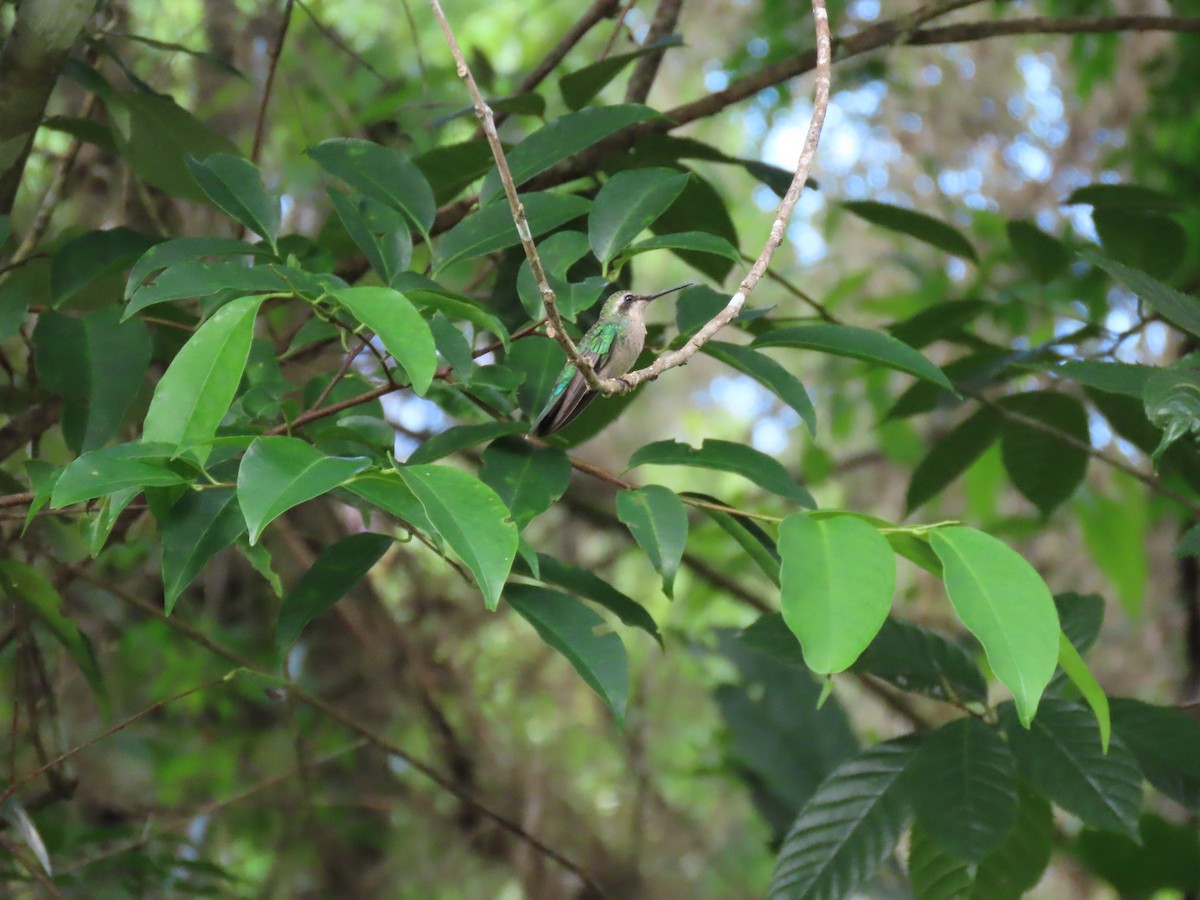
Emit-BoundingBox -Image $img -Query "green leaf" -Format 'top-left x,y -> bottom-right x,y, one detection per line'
124,260 -> 300,318
186,154 -> 280,246
125,237 -> 269,299
435,191 -> 591,274
702,341 -> 816,434
331,286 -> 437,395
1006,220 -> 1069,282
905,406 -> 1001,513
526,553 -> 662,647
515,230 -> 607,320
686,491 -> 781,586
889,299 -> 989,349
308,138 -> 436,237
398,464 -> 518,609
588,168 -> 689,268
161,487 -> 246,613
50,227 -> 159,305
998,391 -> 1089,516
615,485 -> 688,598
276,533 -> 392,650
1144,364 -> 1200,463
767,736 -> 919,900
1001,698 -> 1143,838
406,421 -> 527,465
22,461 -> 61,534
908,826 -> 973,900
628,438 -> 814,507
412,139 -> 495,205
649,171 -> 739,280
853,616 -> 988,705
327,190 -> 410,285
479,437 -> 571,529
754,324 -> 954,391
107,90 -> 240,202
237,437 -> 370,544
778,514 -> 894,674
1057,633 -> 1111,752
0,561 -> 106,708
405,288 -> 510,348
844,200 -> 978,262
613,230 -> 742,269
929,526 -> 1059,727
1076,814 -> 1200,896
1076,484 -> 1146,617
33,307 -> 152,453
51,443 -> 188,507
1067,183 -> 1181,212
970,783 -> 1054,900
344,472 -> 436,537
505,584 -> 628,728
558,36 -> 682,109
1110,698 -> 1200,811
1085,252 -> 1200,340
478,104 -> 660,202
909,717 -> 1017,862
1057,360 -> 1155,397
143,295 -> 265,458
1093,208 -> 1186,280
1055,592 -> 1105,656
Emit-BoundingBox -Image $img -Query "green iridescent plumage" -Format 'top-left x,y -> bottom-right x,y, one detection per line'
532,284 -> 691,436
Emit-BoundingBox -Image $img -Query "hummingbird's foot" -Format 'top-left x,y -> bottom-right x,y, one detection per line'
618,375 -> 636,391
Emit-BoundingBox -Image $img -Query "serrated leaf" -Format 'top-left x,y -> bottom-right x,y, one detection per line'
308,138 -> 436,237
161,487 -> 246,613
276,532 -> 392,650
142,295 -> 265,458
479,437 -> 571,529
779,514 -> 895,674
523,553 -> 661,646
754,324 -> 954,391
186,154 -> 280,246
629,438 -> 814,506
844,200 -> 977,262
332,286 -> 437,394
478,104 -> 660,202
505,584 -> 628,728
908,826 -> 972,900
929,526 -> 1059,727
970,782 -> 1054,899
998,391 -> 1089,516
702,341 -> 816,434
1007,219 -> 1069,283
237,437 -> 370,544
906,406 -> 1001,513
909,717 -> 1017,862
615,485 -> 687,599
51,443 -> 188,507
398,464 -> 518,609
435,191 -> 590,274
1085,252 -> 1200,340
588,168 -> 689,268
767,737 -> 919,900
1001,698 -> 1143,838
1110,698 -> 1200,811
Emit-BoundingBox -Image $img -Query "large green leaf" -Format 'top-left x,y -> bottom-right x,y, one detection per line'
907,826 -> 973,900
412,139 -> 495,204
478,104 -> 660,202
515,230 -> 607,320
702,341 -> 816,434
308,138 -> 436,237
1058,360 -> 1154,398
1086,252 -> 1200,340
588,167 -> 689,268
142,295 -> 265,457
1001,698 -> 1143,839
237,437 -> 371,544
970,783 -> 1054,899
1006,219 -> 1069,283
398,464 -> 518,609
479,437 -> 571,529
908,717 -> 1018,862
998,391 -> 1089,516
778,514 -> 895,674
1067,183 -> 1181,211
33,307 -> 152,453
50,227 -> 158,306
328,190 -> 411,286
558,36 -> 682,109
435,191 -> 591,273
844,200 -> 978,262
613,231 -> 741,271
344,472 -> 436,537
649,171 -> 739,279
332,286 -> 437,394
929,526 -> 1059,727
0,561 -> 106,708
1076,814 -> 1200,896
276,532 -> 392,650
852,616 -> 988,705
1057,633 -> 1111,752
686,491 -> 781,586
628,439 -> 814,507
125,237 -> 271,299
615,485 -> 688,598
767,737 -> 919,900
1109,698 -> 1200,811
505,584 -> 628,728
524,553 -> 662,647
905,406 -> 1001,513
407,421 -> 527,465
186,154 -> 280,246
161,487 -> 246,613
51,443 -> 189,507
754,324 -> 953,391
1093,208 -> 1186,280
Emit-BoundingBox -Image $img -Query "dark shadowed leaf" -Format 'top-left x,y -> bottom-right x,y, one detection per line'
906,406 -> 1001,513
1007,219 -> 1069,282
187,154 -> 280,246
161,487 -> 246,613
629,439 -> 814,506
1086,252 -> 1200,339
844,200 -> 977,261
523,553 -> 662,646
1110,698 -> 1200,811
436,191 -> 591,273
702,341 -> 816,433
407,421 -> 527,465
1076,814 -> 1200,896
480,437 -> 571,529
616,485 -> 688,598
853,616 -> 988,704
998,391 -> 1089,516
308,138 -> 436,236
558,36 -> 683,109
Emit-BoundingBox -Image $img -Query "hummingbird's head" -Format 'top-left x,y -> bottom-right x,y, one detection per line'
599,283 -> 693,322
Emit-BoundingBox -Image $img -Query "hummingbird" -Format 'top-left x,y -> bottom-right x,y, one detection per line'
532,283 -> 692,436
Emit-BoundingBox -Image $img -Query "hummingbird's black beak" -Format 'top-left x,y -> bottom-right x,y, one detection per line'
636,283 -> 693,302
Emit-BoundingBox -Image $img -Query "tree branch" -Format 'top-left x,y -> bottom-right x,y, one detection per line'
623,0 -> 683,104
250,0 -> 295,165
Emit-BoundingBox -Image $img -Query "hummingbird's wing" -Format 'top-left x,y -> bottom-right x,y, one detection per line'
532,325 -> 617,436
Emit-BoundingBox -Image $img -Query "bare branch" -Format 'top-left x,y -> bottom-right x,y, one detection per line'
250,0 -> 295,165
623,0 -> 683,104
428,0 -> 607,392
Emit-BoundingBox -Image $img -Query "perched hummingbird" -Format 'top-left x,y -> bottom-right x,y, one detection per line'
532,283 -> 692,436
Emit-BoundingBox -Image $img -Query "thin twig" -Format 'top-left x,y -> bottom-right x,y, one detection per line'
0,832 -> 62,898
599,0 -> 639,59
251,0 -> 296,165
624,0 -> 683,104
294,0 -> 389,83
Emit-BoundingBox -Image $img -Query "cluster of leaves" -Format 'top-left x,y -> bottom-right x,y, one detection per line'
5,13 -> 1200,898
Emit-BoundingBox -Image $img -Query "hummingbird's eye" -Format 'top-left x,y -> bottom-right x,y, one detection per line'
622,294 -> 634,304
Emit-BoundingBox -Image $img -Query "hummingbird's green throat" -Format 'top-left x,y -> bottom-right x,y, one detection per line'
531,283 -> 693,437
